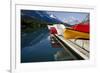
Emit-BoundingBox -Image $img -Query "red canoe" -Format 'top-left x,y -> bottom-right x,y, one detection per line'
71,21 -> 89,33
50,27 -> 58,34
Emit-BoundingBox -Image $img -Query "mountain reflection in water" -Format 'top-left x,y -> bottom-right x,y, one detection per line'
21,28 -> 75,63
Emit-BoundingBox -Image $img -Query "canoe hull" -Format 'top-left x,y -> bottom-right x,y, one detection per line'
63,29 -> 89,39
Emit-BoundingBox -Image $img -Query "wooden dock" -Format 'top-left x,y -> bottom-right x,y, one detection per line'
52,34 -> 89,60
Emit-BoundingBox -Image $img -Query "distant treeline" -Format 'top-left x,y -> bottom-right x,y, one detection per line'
21,14 -> 71,33
21,15 -> 48,33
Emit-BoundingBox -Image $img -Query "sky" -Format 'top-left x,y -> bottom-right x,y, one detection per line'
46,11 -> 89,25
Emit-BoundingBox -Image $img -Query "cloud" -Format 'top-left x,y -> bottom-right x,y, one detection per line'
63,16 -> 81,25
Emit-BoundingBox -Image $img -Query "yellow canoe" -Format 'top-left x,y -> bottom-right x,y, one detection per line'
63,28 -> 89,40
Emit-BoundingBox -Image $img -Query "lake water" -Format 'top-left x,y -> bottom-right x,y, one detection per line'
21,28 -> 76,63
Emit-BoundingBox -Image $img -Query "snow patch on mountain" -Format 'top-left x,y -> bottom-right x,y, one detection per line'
50,14 -> 57,19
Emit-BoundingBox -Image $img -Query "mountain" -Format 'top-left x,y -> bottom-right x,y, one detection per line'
21,10 -> 71,33
21,10 -> 63,24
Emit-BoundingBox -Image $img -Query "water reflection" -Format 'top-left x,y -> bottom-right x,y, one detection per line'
49,34 -> 76,61
50,34 -> 62,48
54,50 -> 75,61
21,28 -> 76,63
